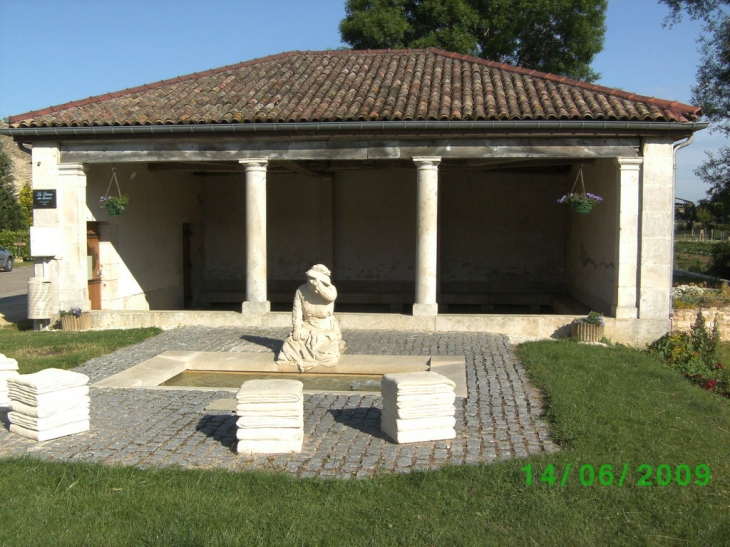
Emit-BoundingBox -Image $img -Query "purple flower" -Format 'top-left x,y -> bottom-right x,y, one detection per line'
558,192 -> 603,205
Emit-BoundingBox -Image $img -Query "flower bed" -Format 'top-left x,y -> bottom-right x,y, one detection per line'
649,311 -> 730,398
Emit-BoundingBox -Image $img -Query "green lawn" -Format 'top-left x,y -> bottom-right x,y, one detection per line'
0,326 -> 162,374
1,332 -> 728,546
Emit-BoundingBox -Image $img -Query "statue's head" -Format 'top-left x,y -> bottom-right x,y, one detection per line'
305,264 -> 331,284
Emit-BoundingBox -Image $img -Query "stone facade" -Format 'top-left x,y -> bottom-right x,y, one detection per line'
16,139 -> 680,346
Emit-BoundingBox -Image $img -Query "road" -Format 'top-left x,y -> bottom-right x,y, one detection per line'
0,264 -> 33,325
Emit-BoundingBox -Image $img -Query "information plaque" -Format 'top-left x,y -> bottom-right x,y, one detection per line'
33,189 -> 57,209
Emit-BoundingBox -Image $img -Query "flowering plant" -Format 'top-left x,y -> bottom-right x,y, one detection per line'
100,195 -> 129,215
59,307 -> 83,318
557,192 -> 603,206
572,311 -> 604,326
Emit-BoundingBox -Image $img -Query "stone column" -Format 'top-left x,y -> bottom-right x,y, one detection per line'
240,159 -> 270,314
639,140 -> 675,322
413,157 -> 441,316
613,157 -> 643,319
29,160 -> 90,318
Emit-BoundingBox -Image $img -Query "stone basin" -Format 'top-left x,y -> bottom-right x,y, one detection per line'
92,351 -> 467,397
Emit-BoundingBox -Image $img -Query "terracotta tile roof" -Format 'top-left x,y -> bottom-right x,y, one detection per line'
9,48 -> 701,128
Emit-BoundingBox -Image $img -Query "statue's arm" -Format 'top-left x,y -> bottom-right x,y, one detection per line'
292,289 -> 304,331
318,282 -> 337,303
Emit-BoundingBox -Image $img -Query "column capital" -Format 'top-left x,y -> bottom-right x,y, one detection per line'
58,163 -> 88,175
239,158 -> 269,170
616,157 -> 643,171
413,156 -> 441,169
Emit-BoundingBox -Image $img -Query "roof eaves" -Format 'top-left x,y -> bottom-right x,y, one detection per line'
0,119 -> 709,139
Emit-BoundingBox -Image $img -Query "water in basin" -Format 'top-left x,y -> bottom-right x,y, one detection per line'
161,371 -> 382,392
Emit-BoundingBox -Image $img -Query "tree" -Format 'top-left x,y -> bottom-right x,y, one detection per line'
0,146 -> 26,231
19,182 -> 33,227
339,0 -> 608,81
695,205 -> 715,228
660,1 -> 730,200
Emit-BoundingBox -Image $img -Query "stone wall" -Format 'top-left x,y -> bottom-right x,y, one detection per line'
566,158 -> 618,316
672,307 -> 730,341
0,133 -> 31,191
200,166 -> 571,299
85,163 -> 203,311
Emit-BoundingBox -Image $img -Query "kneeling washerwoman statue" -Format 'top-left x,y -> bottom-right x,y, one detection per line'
277,264 -> 345,372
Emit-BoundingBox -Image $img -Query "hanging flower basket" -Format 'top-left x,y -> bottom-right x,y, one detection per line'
571,201 -> 596,214
100,166 -> 129,215
100,195 -> 129,215
558,165 -> 602,214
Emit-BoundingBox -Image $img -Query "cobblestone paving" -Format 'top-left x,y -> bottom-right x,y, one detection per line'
0,327 -> 559,478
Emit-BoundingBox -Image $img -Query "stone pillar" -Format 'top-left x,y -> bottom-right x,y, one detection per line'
412,157 -> 441,316
613,157 -> 643,319
58,163 -> 90,310
29,155 -> 90,319
240,159 -> 270,314
639,140 -> 675,321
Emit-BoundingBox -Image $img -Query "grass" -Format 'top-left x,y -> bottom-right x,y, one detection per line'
674,251 -> 712,274
1,334 -> 729,546
674,239 -> 717,276
0,325 -> 162,374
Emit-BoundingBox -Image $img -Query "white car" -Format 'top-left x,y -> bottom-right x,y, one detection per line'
0,246 -> 14,272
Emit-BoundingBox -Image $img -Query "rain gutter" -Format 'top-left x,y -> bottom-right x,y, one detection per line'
669,134 -> 697,321
0,120 -> 710,137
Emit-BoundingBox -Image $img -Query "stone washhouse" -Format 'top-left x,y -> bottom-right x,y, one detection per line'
0,49 -> 707,345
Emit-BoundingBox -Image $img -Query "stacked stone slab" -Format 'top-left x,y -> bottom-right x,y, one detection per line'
0,354 -> 20,418
381,371 -> 457,444
236,379 -> 304,454
7,368 -> 90,441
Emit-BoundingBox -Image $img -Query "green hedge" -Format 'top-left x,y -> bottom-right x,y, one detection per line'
0,229 -> 30,261
675,240 -> 718,257
711,241 -> 730,279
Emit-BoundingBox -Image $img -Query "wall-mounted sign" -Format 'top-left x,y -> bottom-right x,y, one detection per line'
33,189 -> 57,209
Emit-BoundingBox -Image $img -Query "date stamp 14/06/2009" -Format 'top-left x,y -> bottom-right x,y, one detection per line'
522,464 -> 710,487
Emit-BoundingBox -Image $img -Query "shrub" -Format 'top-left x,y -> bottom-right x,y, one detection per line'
0,229 -> 30,261
672,282 -> 730,308
675,240 -> 717,257
19,182 -> 33,227
0,146 -> 27,231
710,241 -> 730,279
572,310 -> 604,326
647,311 -> 730,397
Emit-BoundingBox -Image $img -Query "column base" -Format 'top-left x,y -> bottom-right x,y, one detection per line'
611,305 -> 638,319
242,301 -> 271,315
412,303 -> 438,316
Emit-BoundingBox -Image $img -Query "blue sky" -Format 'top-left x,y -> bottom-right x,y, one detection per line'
0,0 -> 721,202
